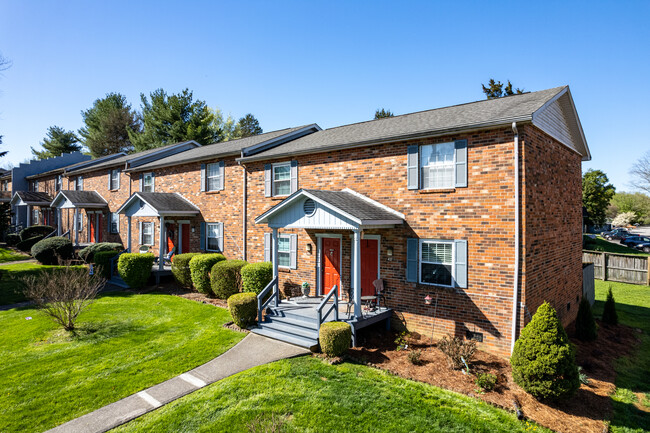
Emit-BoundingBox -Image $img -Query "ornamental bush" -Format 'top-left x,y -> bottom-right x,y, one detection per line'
602,286 -> 618,325
17,235 -> 44,252
117,253 -> 154,288
319,321 -> 352,357
171,253 -> 200,288
227,292 -> 257,328
211,259 -> 248,299
78,242 -> 123,263
6,233 -> 20,246
189,253 -> 225,296
575,298 -> 597,341
31,236 -> 74,265
241,262 -> 273,295
94,250 -> 120,279
19,225 -> 54,241
510,302 -> 580,400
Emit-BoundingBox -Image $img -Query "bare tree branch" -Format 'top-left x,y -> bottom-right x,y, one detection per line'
631,150 -> 650,194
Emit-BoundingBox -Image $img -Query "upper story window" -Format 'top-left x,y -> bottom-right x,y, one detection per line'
75,176 -> 83,191
407,140 -> 467,190
0,180 -> 7,191
109,169 -> 120,191
55,175 -> 62,191
30,180 -> 39,192
273,163 -> 291,196
142,173 -> 154,192
207,163 -> 222,191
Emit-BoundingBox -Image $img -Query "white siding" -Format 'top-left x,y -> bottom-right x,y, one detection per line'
268,198 -> 357,229
533,95 -> 577,153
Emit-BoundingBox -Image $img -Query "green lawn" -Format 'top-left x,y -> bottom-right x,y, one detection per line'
0,262 -> 85,305
593,280 -> 650,433
0,247 -> 31,263
114,356 -> 549,433
0,292 -> 245,433
585,236 -> 650,256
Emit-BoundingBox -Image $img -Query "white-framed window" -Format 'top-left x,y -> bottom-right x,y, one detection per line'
56,175 -> 62,191
32,208 -> 40,225
75,176 -> 83,191
109,169 -> 120,190
272,162 -> 291,196
76,213 -> 83,232
142,172 -> 154,192
110,212 -> 119,233
278,235 -> 291,267
207,163 -> 222,191
206,223 -> 221,251
141,222 -> 154,246
419,240 -> 454,287
420,142 -> 455,189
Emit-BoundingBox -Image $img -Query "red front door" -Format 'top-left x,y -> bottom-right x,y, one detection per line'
360,239 -> 379,296
322,237 -> 341,295
181,224 -> 190,253
89,215 -> 96,244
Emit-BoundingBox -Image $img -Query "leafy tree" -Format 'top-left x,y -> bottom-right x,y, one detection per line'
79,93 -> 141,157
602,286 -> 618,325
211,108 -> 236,141
612,211 -> 637,227
0,52 -> 11,158
582,169 -> 616,225
631,150 -> 650,194
233,113 -> 262,139
128,88 -> 219,151
374,108 -> 394,119
31,126 -> 81,159
607,192 -> 650,225
481,79 -> 524,99
0,134 -> 6,158
510,302 -> 580,400
575,298 -> 597,341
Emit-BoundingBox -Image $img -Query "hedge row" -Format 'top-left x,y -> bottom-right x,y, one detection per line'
118,253 -> 154,288
189,254 -> 225,296
31,237 -> 74,265
94,250 -> 121,279
78,242 -> 123,263
171,253 -> 201,288
19,225 -> 53,241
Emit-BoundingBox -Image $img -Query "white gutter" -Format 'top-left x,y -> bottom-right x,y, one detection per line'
511,122 -> 520,354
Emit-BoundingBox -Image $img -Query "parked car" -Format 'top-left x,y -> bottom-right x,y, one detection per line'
621,236 -> 650,247
634,242 -> 650,254
604,228 -> 632,240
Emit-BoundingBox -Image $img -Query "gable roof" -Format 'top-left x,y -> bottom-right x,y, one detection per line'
125,125 -> 321,172
116,192 -> 200,216
50,190 -> 108,208
10,191 -> 53,206
25,152 -> 127,180
239,86 -> 590,163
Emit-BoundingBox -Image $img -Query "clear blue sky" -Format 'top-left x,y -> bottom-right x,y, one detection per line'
0,0 -> 648,191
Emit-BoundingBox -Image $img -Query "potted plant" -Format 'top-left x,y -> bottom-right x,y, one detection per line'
301,282 -> 310,297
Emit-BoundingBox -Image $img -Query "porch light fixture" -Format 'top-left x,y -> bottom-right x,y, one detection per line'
306,243 -> 312,254
387,246 -> 393,256
424,295 -> 432,305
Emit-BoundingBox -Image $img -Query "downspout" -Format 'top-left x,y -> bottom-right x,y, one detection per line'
511,122 -> 520,354
239,154 -> 247,262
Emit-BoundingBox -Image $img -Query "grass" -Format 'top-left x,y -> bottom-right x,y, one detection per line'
584,235 -> 650,256
593,280 -> 650,432
0,292 -> 245,433
113,356 -> 550,433
0,247 -> 31,263
0,262 -> 85,305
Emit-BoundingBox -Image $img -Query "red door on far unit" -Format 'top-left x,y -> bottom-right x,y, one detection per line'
181,224 -> 190,254
89,215 -> 96,244
322,237 -> 341,295
360,239 -> 379,296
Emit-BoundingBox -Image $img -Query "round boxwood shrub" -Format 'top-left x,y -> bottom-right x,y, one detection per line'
575,298 -> 597,341
602,286 -> 618,325
241,261 -> 273,295
189,253 -> 226,296
117,253 -> 154,288
227,292 -> 258,329
94,250 -> 120,279
78,242 -> 124,263
31,236 -> 74,265
6,233 -> 20,246
17,235 -> 45,252
171,253 -> 201,288
319,321 -> 352,357
510,302 -> 580,401
19,225 -> 54,241
211,259 -> 248,299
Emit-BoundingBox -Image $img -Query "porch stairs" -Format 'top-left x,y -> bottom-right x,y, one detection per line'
251,303 -> 322,350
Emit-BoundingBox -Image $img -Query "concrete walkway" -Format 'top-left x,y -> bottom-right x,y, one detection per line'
47,333 -> 310,433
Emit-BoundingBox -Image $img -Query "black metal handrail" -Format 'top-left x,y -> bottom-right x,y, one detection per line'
257,276 -> 279,323
317,284 -> 339,326
61,230 -> 70,239
42,229 -> 57,240
108,249 -> 129,279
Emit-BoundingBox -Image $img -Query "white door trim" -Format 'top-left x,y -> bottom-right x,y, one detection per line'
317,234 -> 343,297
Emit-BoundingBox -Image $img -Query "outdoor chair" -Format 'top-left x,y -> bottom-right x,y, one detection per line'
154,247 -> 175,266
372,278 -> 386,309
340,285 -> 354,319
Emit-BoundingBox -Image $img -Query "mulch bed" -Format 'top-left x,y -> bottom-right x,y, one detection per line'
348,320 -> 640,433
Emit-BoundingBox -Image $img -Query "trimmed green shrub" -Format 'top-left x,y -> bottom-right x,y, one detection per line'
17,235 -> 44,252
319,321 -> 352,357
510,302 -> 580,400
78,242 -> 123,263
602,286 -> 618,325
94,250 -> 120,279
227,292 -> 257,328
575,298 -> 597,341
30,236 -> 74,265
6,233 -> 20,246
19,225 -> 53,241
241,262 -> 273,295
117,253 -> 154,288
189,253 -> 225,296
171,253 -> 200,288
211,259 -> 248,299
475,372 -> 497,391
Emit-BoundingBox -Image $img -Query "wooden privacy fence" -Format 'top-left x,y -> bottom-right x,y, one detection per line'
583,250 -> 650,285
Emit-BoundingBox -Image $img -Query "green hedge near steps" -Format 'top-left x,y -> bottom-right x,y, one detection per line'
118,253 -> 154,288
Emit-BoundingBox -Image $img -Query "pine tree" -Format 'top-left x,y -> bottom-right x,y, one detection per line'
233,114 -> 262,139
374,108 -> 394,119
602,286 -> 618,325
481,79 -> 524,99
31,126 -> 81,159
575,298 -> 597,341
510,302 -> 580,400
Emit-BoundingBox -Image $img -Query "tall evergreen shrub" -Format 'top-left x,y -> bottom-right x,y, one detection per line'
602,286 -> 618,325
575,298 -> 597,341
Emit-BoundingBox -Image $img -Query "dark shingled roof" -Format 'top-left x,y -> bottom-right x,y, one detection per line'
57,190 -> 107,206
25,152 -> 126,180
0,191 -> 10,202
304,190 -> 402,222
240,87 -> 568,161
134,192 -> 199,213
13,191 -> 53,205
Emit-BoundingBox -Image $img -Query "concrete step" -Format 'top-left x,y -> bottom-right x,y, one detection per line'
108,276 -> 129,288
265,314 -> 320,330
260,319 -> 320,340
250,326 -> 318,350
266,307 -> 320,325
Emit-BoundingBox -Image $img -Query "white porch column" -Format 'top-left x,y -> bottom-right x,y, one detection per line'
353,229 -> 362,319
57,208 -> 62,235
159,215 -> 165,271
127,216 -> 132,252
74,209 -> 79,246
271,227 -> 279,306
26,205 -> 31,227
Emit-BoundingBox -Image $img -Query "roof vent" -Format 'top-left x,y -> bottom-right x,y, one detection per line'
303,198 -> 316,216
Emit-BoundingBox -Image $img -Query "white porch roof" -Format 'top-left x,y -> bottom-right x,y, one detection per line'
50,190 -> 108,209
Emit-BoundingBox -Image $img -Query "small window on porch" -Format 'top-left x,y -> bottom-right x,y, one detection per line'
278,235 -> 291,267
76,213 -> 83,232
141,222 -> 154,246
